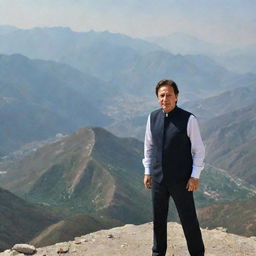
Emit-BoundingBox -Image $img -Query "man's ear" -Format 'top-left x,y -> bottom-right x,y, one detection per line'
175,93 -> 179,103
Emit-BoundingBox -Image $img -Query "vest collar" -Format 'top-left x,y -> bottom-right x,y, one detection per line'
162,106 -> 178,117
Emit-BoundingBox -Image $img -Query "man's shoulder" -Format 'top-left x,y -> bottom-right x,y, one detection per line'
150,108 -> 162,116
176,107 -> 194,118
149,108 -> 163,123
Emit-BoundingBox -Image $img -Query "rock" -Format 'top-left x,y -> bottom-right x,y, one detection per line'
56,242 -> 70,254
216,227 -> 227,232
107,234 -> 114,238
120,243 -> 128,248
12,244 -> 36,255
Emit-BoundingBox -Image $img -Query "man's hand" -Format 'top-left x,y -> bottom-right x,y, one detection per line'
144,174 -> 152,189
186,177 -> 200,191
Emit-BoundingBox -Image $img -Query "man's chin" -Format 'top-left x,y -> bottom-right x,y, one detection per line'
162,107 -> 171,112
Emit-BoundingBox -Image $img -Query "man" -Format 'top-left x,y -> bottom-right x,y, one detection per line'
143,79 -> 205,256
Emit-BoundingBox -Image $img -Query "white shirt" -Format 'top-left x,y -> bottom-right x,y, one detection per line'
142,113 -> 205,179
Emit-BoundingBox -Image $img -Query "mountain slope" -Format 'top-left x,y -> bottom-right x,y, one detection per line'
30,213 -> 122,248
0,127 -> 152,224
0,127 -> 254,219
181,86 -> 256,121
0,127 -> 255,243
201,103 -> 256,185
0,54 -> 111,156
0,187 -> 59,251
198,199 -> 256,237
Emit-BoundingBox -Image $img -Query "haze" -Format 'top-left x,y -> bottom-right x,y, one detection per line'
0,0 -> 255,47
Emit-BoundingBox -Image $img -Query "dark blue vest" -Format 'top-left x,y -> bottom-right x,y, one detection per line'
150,106 -> 193,184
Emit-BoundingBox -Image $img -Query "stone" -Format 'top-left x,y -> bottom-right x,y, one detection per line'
216,227 -> 227,232
120,243 -> 128,248
12,244 -> 36,255
56,242 -> 70,254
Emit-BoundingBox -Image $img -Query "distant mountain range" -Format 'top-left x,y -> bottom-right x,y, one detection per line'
146,33 -> 223,56
0,54 -> 111,156
0,26 -> 255,157
181,86 -> 256,121
146,32 -> 256,74
0,26 -> 255,101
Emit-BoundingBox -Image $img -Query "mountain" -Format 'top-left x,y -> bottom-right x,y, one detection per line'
1,26 -> 256,131
0,25 -> 18,35
0,54 -> 111,156
0,127 -> 254,220
181,86 -> 256,121
201,103 -> 256,186
0,187 -> 59,252
0,26 -> 161,82
146,33 -> 223,56
0,126 -> 255,248
213,45 -> 256,74
146,33 -> 256,74
0,26 -> 255,100
0,127 -> 152,224
198,199 -> 256,237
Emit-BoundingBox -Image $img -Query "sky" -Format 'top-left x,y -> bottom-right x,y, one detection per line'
0,0 -> 255,47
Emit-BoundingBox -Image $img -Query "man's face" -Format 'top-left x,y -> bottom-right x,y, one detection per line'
157,85 -> 178,113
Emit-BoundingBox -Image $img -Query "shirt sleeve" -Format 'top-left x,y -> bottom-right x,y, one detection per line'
187,115 -> 205,179
142,114 -> 154,175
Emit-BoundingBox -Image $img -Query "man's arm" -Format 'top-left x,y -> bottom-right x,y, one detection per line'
142,114 -> 153,189
186,115 -> 205,191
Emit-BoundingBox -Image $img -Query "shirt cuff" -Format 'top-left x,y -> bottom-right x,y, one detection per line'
144,168 -> 151,175
191,168 -> 202,179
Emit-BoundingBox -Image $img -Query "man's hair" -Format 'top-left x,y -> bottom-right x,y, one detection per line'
155,79 -> 179,96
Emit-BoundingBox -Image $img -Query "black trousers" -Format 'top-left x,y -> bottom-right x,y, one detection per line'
152,180 -> 205,256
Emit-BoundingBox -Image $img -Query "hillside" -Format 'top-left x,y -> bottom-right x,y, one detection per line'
1,222 -> 255,256
0,127 -> 152,224
0,127 -> 255,226
0,187 -> 59,252
198,199 -> 256,237
30,213 -> 122,248
201,103 -> 256,185
0,54 -> 110,156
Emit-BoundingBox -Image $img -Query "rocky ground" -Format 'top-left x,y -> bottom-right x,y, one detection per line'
1,222 -> 256,256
